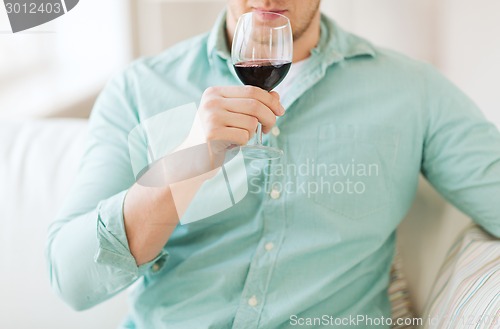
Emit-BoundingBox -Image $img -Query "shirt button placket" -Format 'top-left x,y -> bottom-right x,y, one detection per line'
232,157 -> 286,329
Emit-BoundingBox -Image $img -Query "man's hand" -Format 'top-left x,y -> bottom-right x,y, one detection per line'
197,85 -> 285,145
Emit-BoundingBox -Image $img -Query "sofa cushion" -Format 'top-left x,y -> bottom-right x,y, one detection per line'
390,252 -> 417,328
0,119 -> 127,329
423,225 -> 500,329
0,120 -> 88,226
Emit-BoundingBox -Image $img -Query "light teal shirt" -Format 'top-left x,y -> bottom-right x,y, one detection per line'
46,12 -> 500,329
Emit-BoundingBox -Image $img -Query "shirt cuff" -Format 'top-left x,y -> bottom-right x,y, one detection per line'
93,189 -> 169,276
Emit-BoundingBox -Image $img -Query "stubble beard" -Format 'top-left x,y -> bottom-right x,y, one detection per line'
292,2 -> 321,41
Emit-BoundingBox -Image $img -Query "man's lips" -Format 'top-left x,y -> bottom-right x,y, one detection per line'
252,8 -> 288,20
252,8 -> 288,15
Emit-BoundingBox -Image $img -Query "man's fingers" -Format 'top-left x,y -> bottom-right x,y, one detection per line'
207,127 -> 251,146
222,98 -> 277,131
212,85 -> 285,116
221,111 -> 259,138
200,86 -> 285,144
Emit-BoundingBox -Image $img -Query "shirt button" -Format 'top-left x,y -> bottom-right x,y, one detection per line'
271,126 -> 280,137
151,256 -> 166,273
270,189 -> 280,200
152,263 -> 161,272
248,296 -> 258,307
265,242 -> 274,251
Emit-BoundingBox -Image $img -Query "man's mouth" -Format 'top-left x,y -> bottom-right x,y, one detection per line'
251,8 -> 288,20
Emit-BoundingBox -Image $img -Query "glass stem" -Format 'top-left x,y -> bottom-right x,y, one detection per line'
254,122 -> 263,146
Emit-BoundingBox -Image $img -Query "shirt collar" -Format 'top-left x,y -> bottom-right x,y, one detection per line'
207,10 -> 377,67
314,14 -> 377,61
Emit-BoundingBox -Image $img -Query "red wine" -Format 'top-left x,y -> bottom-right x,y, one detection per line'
234,60 -> 292,91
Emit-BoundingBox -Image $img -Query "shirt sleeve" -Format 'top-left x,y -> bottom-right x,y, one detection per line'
421,65 -> 500,238
46,65 -> 168,311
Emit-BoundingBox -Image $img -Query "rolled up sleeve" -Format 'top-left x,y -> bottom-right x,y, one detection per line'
95,190 -> 168,276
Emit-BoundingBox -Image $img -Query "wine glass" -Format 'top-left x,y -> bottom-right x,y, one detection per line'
232,11 -> 293,160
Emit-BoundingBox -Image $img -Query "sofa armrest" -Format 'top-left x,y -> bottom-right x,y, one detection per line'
422,225 -> 500,328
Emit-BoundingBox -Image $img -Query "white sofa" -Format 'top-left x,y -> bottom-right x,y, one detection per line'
0,119 -> 472,329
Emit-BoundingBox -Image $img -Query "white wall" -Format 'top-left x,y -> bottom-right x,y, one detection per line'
135,0 -> 225,57
438,0 -> 500,126
321,0 -> 440,65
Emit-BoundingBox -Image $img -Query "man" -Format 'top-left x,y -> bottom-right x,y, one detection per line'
46,0 -> 500,328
